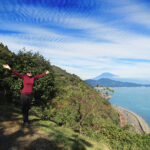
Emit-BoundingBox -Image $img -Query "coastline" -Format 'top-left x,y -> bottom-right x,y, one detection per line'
95,87 -> 150,88
113,105 -> 150,134
111,87 -> 150,88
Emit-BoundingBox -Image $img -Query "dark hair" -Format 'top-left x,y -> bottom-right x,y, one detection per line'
27,70 -> 32,73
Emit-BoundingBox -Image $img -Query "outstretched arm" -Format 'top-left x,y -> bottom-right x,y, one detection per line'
2,64 -> 24,78
2,64 -> 11,70
34,70 -> 49,79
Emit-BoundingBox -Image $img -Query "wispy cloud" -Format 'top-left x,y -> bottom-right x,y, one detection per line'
1,0 -> 150,79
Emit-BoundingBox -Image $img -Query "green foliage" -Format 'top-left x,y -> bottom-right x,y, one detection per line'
0,43 -> 16,103
99,124 -> 150,150
0,45 -> 56,107
106,87 -> 114,93
49,67 -> 119,134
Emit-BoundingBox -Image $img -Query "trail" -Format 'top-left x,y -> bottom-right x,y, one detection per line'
0,115 -> 55,150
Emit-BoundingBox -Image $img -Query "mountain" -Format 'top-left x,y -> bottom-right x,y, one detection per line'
93,72 -> 150,84
85,78 -> 150,87
93,72 -> 118,80
86,72 -> 150,87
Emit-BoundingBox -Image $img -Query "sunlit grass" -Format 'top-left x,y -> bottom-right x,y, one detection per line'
37,120 -> 110,150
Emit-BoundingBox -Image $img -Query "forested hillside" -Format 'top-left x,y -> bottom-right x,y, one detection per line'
1,43 -> 150,150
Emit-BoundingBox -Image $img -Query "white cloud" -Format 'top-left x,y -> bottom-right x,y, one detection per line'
1,0 -> 150,79
108,0 -> 150,28
1,23 -> 150,80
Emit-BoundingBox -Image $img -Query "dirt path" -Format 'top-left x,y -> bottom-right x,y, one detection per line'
0,105 -> 68,150
0,118 -> 55,150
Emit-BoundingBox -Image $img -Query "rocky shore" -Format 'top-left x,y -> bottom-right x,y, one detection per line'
113,105 -> 150,134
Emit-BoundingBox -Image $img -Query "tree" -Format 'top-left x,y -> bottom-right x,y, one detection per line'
0,46 -> 56,107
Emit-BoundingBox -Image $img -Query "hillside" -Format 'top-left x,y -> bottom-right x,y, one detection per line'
49,65 -> 119,130
0,42 -> 119,146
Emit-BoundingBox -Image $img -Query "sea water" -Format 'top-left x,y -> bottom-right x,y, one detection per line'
109,87 -> 150,126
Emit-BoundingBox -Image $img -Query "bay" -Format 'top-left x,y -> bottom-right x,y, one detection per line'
109,87 -> 150,126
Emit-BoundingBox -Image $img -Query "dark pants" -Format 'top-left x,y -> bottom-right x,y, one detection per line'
20,94 -> 33,123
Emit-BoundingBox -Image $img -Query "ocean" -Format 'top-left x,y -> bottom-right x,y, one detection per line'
109,87 -> 150,126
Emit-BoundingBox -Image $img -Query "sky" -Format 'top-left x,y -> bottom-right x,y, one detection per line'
1,0 -> 150,80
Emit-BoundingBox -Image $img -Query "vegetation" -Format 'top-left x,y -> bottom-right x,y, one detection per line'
0,104 -> 111,150
0,42 -> 150,150
96,84 -> 114,96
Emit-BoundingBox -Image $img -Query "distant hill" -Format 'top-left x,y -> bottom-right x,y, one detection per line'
86,78 -> 150,87
93,72 -> 118,80
93,72 -> 150,84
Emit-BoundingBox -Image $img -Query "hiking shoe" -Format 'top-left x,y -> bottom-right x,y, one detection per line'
23,122 -> 29,127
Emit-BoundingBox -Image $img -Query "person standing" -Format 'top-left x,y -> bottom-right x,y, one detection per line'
2,64 -> 49,126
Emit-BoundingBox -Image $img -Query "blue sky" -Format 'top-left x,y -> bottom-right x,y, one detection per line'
1,0 -> 150,79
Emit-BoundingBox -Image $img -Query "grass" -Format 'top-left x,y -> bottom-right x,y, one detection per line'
37,120 -> 110,150
0,104 -> 110,150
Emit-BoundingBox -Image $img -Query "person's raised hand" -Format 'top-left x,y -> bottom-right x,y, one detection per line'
45,70 -> 49,74
2,64 -> 11,70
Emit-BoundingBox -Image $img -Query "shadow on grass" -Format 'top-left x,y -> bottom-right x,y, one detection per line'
0,122 -> 93,150
40,123 -> 93,150
68,135 -> 93,150
0,104 -> 94,150
26,131 -> 93,150
0,128 -> 65,150
0,104 -> 21,121
0,125 -> 35,150
27,136 -> 90,150
26,138 -> 65,150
